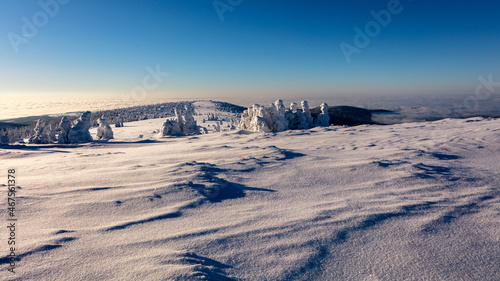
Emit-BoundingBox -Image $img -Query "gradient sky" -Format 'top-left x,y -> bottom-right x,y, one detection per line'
1,0 -> 499,100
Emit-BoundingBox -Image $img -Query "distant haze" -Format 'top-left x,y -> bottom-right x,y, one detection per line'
1,94 -> 499,125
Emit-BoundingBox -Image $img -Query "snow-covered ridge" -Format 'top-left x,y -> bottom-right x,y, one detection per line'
1,101 -> 244,144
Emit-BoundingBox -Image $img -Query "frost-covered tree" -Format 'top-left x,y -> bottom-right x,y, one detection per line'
300,101 -> 314,129
58,116 -> 72,144
238,104 -> 270,133
286,102 -> 301,129
28,119 -> 51,144
239,100 -> 294,132
115,115 -> 124,127
181,103 -> 198,134
68,111 -> 93,143
47,124 -> 58,143
158,103 -> 199,136
315,103 -> 330,127
239,99 -> 323,132
96,116 -> 114,140
159,119 -> 181,136
270,99 -> 289,132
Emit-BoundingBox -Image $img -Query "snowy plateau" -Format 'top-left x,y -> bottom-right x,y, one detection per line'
0,101 -> 499,281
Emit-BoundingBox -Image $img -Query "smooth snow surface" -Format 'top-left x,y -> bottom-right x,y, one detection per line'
1,102 -> 499,281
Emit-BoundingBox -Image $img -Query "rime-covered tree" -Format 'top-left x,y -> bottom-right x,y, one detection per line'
28,119 -> 51,144
239,99 -> 326,132
68,111 -> 93,143
159,102 -> 199,136
47,124 -> 58,143
115,114 -> 124,127
238,104 -> 270,133
286,102 -> 301,129
300,101 -> 314,129
315,103 -> 330,127
271,99 -> 289,132
159,119 -> 181,136
181,103 -> 198,134
58,116 -> 72,144
96,116 -> 114,140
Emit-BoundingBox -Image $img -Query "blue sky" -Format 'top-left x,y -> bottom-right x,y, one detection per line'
1,0 -> 499,100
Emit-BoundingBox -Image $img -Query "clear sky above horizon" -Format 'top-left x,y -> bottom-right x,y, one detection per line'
1,0 -> 499,101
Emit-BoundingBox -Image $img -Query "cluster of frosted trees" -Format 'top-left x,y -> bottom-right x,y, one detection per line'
3,100 -> 333,145
158,103 -> 199,136
26,112 -> 114,144
238,100 -> 330,132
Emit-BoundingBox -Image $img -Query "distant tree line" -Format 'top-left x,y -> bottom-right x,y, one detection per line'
1,102 -> 186,144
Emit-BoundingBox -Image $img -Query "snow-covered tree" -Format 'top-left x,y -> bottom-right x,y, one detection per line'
300,101 -> 314,129
239,99 -> 324,132
68,111 -> 93,143
28,119 -> 51,144
115,115 -> 124,127
47,124 -> 58,143
158,103 -> 199,136
270,99 -> 289,132
159,119 -> 181,136
180,103 -> 198,134
286,102 -> 301,129
238,104 -> 270,133
239,100 -> 297,132
96,116 -> 114,140
58,116 -> 72,144
315,103 -> 330,127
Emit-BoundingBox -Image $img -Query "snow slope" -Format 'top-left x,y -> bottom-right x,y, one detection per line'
0,102 -> 499,280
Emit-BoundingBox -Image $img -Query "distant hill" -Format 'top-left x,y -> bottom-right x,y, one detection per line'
0,121 -> 28,130
310,105 -> 382,126
212,101 -> 246,113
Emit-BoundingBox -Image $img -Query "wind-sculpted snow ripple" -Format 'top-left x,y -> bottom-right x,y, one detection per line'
174,161 -> 276,202
2,111 -> 498,280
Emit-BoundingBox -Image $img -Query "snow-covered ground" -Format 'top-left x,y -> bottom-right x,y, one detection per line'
1,101 -> 499,280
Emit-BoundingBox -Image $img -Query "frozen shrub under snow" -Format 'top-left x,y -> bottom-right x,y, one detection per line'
68,111 -> 93,143
96,116 -> 114,140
